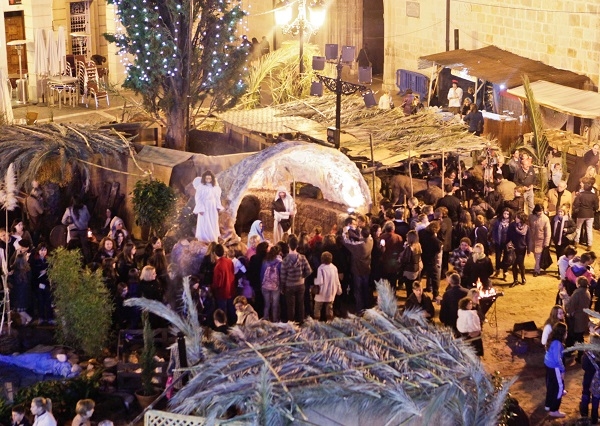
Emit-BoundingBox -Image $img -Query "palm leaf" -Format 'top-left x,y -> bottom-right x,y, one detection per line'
521,74 -> 549,194
0,123 -> 129,188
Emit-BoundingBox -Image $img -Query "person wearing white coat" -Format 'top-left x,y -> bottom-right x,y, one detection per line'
456,296 -> 483,356
313,251 -> 342,321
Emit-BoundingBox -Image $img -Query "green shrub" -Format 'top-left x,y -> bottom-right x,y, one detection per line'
132,178 -> 177,237
48,248 -> 113,356
0,370 -> 101,425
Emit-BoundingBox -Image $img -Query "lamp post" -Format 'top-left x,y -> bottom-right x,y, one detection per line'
275,0 -> 326,74
316,58 -> 366,149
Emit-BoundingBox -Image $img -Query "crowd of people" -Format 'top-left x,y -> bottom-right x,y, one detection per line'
8,397 -> 115,426
6,141 -> 600,421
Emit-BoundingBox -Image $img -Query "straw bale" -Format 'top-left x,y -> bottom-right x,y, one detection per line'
248,189 -> 347,239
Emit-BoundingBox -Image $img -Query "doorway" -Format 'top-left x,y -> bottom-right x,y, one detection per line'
4,11 -> 27,76
363,0 -> 384,75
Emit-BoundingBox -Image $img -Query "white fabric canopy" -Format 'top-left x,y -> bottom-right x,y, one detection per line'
0,69 -> 14,124
507,80 -> 600,119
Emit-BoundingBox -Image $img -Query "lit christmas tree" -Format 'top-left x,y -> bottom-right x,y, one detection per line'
105,0 -> 249,151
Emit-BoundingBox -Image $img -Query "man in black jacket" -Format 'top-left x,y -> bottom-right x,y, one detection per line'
573,178 -> 599,250
436,184 -> 463,224
439,272 -> 468,336
418,221 -> 443,299
393,208 -> 410,242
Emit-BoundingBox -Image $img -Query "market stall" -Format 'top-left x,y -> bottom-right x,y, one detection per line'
418,46 -> 590,150
507,80 -> 600,144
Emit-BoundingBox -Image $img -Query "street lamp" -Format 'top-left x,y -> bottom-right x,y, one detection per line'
316,57 -> 367,149
275,0 -> 326,74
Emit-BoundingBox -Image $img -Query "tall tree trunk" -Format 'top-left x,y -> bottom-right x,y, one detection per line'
164,102 -> 187,151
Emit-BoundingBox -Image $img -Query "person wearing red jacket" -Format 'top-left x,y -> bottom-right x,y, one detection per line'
212,244 -> 236,324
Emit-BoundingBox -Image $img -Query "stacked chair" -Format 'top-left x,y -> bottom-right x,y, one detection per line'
76,59 -> 109,109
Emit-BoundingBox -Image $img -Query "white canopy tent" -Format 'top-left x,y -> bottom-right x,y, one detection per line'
507,80 -> 600,119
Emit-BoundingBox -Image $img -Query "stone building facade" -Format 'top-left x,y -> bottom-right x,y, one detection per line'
382,0 -> 600,90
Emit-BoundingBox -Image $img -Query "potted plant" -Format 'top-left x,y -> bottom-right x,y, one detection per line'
131,177 -> 177,239
135,311 -> 158,409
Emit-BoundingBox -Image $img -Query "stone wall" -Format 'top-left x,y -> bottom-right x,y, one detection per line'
383,0 -> 600,91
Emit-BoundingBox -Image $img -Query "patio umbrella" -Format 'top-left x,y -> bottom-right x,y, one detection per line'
46,29 -> 60,76
0,69 -> 14,124
33,28 -> 48,76
56,26 -> 67,74
33,28 -> 48,103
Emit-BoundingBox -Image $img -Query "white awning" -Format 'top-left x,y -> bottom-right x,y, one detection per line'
507,80 -> 600,119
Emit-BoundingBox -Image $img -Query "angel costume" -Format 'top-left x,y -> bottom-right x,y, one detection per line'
272,186 -> 296,243
193,177 -> 223,243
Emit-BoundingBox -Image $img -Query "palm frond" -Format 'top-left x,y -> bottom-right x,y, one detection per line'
522,74 -> 549,194
164,307 -> 506,425
237,43 -> 321,110
0,123 -> 129,188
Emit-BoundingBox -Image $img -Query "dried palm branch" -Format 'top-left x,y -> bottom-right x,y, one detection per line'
0,163 -> 17,335
0,123 -> 129,188
143,278 -> 514,425
521,74 -> 549,194
237,43 -> 321,110
124,276 -> 205,365
272,96 -> 498,164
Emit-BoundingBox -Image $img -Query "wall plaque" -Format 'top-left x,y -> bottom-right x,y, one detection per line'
407,2 -> 420,18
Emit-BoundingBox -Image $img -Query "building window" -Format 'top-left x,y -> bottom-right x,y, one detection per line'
70,1 -> 91,55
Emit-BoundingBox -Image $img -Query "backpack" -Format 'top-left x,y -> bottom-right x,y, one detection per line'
262,263 -> 279,291
587,352 -> 600,398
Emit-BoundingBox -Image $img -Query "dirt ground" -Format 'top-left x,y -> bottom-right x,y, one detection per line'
430,245 -> 598,426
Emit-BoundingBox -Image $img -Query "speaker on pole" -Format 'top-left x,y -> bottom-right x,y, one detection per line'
362,90 -> 377,108
341,46 -> 355,63
358,66 -> 372,84
310,81 -> 323,96
325,44 -> 338,60
312,56 -> 326,70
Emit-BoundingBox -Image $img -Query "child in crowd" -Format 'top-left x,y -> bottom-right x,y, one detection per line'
11,405 -> 30,426
71,399 -> 95,426
557,245 -> 577,281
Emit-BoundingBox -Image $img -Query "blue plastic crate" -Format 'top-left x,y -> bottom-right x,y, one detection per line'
396,69 -> 429,101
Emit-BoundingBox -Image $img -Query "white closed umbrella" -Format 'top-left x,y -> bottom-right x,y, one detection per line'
0,69 -> 14,124
57,26 -> 67,74
46,29 -> 60,76
33,28 -> 48,76
33,28 -> 48,103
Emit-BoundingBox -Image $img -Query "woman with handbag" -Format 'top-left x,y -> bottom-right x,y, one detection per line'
552,205 -> 576,261
398,230 -> 422,298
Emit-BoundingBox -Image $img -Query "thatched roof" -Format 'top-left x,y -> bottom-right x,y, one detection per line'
419,45 -> 590,89
149,282 -> 510,426
0,123 -> 130,187
273,96 -> 499,165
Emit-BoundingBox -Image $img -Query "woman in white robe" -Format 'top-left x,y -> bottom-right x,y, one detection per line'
272,186 -> 296,243
193,171 -> 223,243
